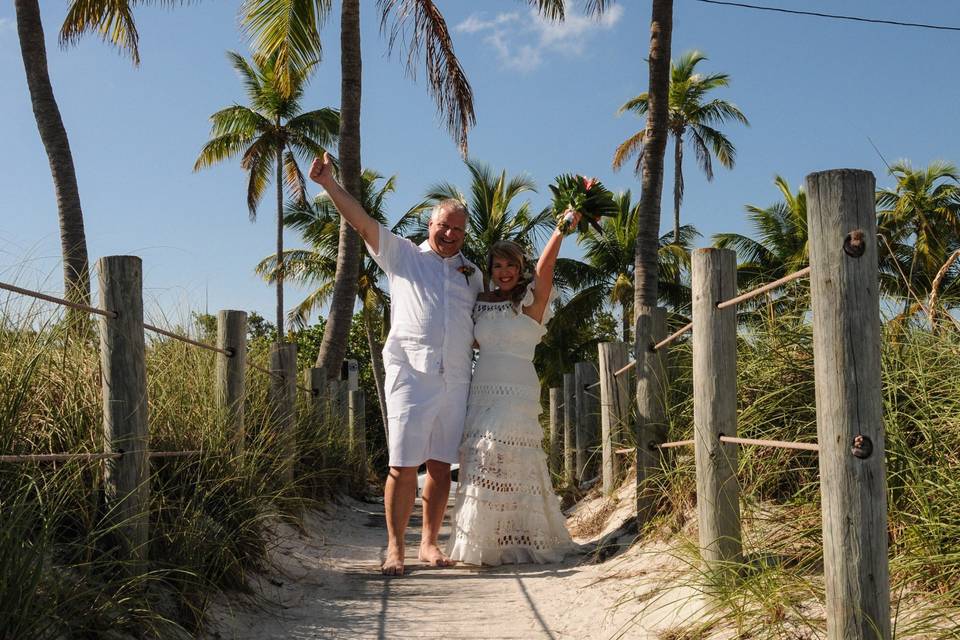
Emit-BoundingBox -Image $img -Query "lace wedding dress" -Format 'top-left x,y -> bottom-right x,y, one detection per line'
446,290 -> 574,566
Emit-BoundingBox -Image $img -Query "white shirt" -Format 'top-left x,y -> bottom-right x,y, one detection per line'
366,225 -> 483,382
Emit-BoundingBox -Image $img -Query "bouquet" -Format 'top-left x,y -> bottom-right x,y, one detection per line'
549,174 -> 618,234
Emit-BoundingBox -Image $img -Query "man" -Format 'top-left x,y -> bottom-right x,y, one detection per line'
309,153 -> 482,575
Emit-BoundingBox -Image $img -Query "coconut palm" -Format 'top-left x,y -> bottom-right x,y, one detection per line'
615,50 -> 747,246
877,160 -> 960,320
713,176 -> 810,321
194,52 -> 339,334
633,0 -> 673,316
714,176 -> 808,285
401,160 -> 556,269
14,0 -> 90,325
558,191 -> 696,343
256,170 -> 395,432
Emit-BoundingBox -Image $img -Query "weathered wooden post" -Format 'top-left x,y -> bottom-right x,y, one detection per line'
548,387 -> 562,476
216,310 -> 247,452
635,306 -> 668,529
304,366 -> 328,422
349,389 -> 367,477
807,169 -> 890,640
563,373 -> 577,486
692,248 -> 742,569
574,361 -> 599,481
98,255 -> 149,573
598,341 -> 629,495
269,342 -> 297,483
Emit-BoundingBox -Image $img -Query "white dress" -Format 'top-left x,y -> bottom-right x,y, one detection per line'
446,291 -> 575,566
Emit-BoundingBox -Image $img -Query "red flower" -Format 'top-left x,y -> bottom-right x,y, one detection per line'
582,176 -> 596,191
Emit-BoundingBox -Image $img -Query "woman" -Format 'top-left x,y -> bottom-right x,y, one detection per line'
446,210 -> 581,566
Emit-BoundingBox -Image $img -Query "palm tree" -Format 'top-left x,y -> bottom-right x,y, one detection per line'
194,52 -> 339,334
714,176 -> 808,285
877,160 -> 960,319
402,160 -> 556,268
568,190 -> 696,342
633,0 -> 673,314
14,0 -> 90,325
713,176 -> 809,319
256,170 -> 396,433
615,50 -> 747,245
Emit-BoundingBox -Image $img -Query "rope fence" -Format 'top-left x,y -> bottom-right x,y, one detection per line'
0,450 -> 206,464
583,264 -> 812,391
614,434 -> 819,455
552,170 -> 891,639
0,280 -> 116,318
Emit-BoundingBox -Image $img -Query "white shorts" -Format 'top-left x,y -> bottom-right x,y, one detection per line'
384,362 -> 470,468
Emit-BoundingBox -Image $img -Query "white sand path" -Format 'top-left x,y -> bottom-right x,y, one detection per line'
208,485 -> 711,640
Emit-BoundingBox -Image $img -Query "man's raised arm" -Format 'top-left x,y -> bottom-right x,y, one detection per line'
308,153 -> 381,254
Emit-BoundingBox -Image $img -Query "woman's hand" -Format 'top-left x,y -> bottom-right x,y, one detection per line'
560,208 -> 582,234
309,152 -> 335,187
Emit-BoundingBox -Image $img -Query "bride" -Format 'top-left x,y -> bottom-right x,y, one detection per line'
446,210 -> 581,566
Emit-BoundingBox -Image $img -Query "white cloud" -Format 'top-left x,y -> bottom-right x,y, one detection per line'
455,12 -> 520,34
456,3 -> 624,73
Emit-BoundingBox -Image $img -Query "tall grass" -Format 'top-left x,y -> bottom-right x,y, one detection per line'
0,300 -> 361,638
626,313 -> 960,638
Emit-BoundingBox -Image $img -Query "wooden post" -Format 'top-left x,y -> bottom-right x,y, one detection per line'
635,306 -> 668,529
349,389 -> 367,477
598,341 -> 629,496
269,342 -> 297,483
216,310 -> 246,452
807,169 -> 890,640
344,358 -> 359,391
548,387 -> 562,476
304,366 -> 328,423
98,255 -> 149,573
563,373 -> 577,486
574,361 -> 599,481
692,248 -> 741,568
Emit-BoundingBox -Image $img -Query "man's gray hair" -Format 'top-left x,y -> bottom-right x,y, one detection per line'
430,198 -> 468,221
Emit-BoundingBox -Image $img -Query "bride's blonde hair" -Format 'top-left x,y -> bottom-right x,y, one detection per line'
487,241 -> 534,308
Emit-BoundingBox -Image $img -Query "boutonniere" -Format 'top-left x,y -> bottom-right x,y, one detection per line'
456,258 -> 475,285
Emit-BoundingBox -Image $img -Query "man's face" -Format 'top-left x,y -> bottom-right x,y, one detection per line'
427,206 -> 467,258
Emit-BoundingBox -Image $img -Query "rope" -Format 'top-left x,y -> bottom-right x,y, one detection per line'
719,435 -> 819,452
657,439 -> 694,449
0,449 -> 214,463
249,361 -> 282,380
0,452 -> 121,463
0,281 -> 116,318
143,323 -> 232,356
149,450 -> 204,458
716,266 -> 811,310
654,321 -> 693,352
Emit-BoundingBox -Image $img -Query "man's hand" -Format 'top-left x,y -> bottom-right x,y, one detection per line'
309,152 -> 334,187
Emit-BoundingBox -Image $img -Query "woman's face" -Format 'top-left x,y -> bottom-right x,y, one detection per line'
491,256 -> 522,292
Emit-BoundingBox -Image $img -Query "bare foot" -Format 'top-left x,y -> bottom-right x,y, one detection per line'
419,543 -> 456,567
382,545 -> 404,576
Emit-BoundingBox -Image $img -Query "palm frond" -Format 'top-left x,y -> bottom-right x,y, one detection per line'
60,0 -> 142,64
378,0 -> 476,155
240,0 -> 331,97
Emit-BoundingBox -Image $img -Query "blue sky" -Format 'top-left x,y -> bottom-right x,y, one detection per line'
2,1 -> 959,328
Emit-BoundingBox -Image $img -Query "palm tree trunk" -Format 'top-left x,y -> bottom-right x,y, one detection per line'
634,0 -> 673,310
673,132 -> 683,245
276,144 -> 285,336
315,0 -> 363,374
622,302 -> 631,344
362,304 -> 389,441
15,0 -> 90,322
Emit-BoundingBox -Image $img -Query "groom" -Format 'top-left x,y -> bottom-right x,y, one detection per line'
309,154 -> 482,575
